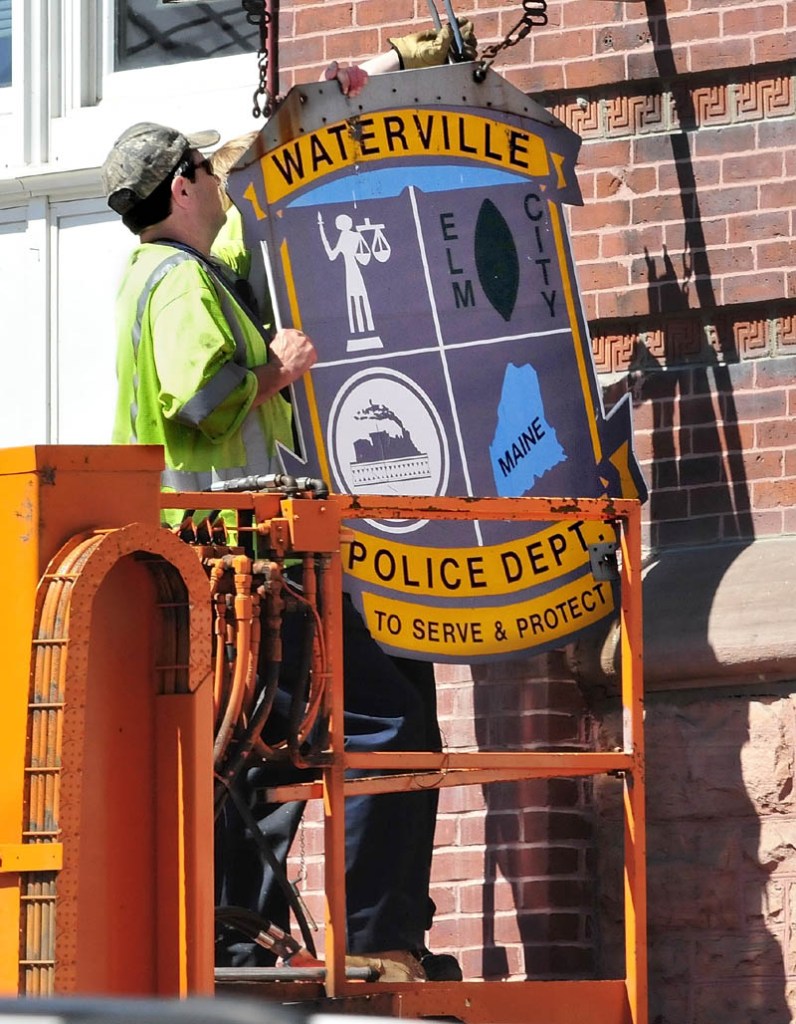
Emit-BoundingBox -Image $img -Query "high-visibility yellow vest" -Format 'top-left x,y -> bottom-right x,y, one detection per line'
112,242 -> 293,497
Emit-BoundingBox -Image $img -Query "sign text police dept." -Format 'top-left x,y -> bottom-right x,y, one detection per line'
229,64 -> 647,664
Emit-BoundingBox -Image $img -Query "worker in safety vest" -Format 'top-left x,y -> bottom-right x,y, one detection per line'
102,20 -> 475,984
106,128 -> 311,495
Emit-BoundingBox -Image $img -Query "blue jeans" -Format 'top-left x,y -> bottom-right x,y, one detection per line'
215,592 -> 439,962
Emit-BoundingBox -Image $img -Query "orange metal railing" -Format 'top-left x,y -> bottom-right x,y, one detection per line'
167,489 -> 647,1024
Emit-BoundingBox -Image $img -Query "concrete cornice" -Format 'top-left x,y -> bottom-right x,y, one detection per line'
567,536 -> 796,697
0,167 -> 101,203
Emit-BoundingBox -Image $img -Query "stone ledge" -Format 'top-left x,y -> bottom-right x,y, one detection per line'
567,536 -> 796,696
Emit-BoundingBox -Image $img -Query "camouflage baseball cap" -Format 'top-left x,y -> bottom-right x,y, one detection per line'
102,121 -> 221,214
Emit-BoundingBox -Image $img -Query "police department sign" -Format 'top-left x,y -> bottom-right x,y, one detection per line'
229,63 -> 647,664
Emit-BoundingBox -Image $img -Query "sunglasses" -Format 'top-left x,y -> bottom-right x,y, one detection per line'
193,156 -> 215,176
172,153 -> 215,182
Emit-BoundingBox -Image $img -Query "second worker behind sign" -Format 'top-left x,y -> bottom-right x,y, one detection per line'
103,19 -> 475,984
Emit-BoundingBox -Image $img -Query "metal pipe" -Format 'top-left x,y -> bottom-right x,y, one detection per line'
441,0 -> 465,57
425,0 -> 442,30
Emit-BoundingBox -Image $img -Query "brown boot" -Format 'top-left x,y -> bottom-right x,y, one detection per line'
346,950 -> 426,982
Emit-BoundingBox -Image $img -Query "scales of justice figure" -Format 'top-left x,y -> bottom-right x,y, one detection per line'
317,211 -> 391,352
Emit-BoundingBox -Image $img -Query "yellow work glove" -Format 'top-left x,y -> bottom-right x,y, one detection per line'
389,18 -> 477,70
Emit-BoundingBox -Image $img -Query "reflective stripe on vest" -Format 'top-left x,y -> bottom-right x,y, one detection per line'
172,361 -> 248,427
129,251 -> 254,438
134,251 -> 279,493
129,252 -> 191,442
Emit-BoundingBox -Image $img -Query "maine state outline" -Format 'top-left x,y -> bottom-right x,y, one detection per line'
489,362 -> 565,497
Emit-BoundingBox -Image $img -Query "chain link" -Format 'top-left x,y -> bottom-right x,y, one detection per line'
241,0 -> 274,118
473,0 -> 548,82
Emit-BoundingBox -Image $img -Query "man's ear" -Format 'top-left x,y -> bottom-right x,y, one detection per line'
170,175 -> 190,208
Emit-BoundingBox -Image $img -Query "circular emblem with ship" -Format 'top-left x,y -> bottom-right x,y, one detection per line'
327,367 -> 449,534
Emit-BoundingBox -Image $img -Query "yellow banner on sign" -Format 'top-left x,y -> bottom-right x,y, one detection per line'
361,575 -> 615,658
261,109 -> 551,203
343,520 -> 613,598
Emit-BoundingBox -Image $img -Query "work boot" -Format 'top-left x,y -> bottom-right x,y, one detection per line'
418,947 -> 463,981
345,950 -> 427,982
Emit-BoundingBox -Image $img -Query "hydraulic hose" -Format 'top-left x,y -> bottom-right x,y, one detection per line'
213,556 -> 254,768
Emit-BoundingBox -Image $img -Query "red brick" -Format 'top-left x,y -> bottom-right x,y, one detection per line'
354,0 -> 414,27
753,29 -> 796,63
758,118 -> 796,152
438,784 -> 486,814
693,124 -> 756,157
431,848 -> 486,884
659,157 -> 721,193
782,507 -> 796,533
295,3 -> 355,34
565,54 -> 627,91
722,271 -> 785,305
647,488 -> 689,521
509,63 -> 566,95
743,449 -> 784,480
561,0 -> 625,30
722,150 -> 784,184
722,387 -> 785,423
753,478 -> 796,509
723,5 -> 785,34
625,165 -> 658,195
571,233 -> 600,263
269,1 -> 796,996
429,913 -> 485,949
758,238 -> 794,272
579,260 -> 630,292
756,418 -> 796,449
632,192 -> 696,225
626,48 -> 665,82
752,505 -> 785,549
533,28 -> 595,65
595,285 -> 650,320
279,35 -> 327,67
690,36 -> 753,72
580,138 -> 633,170
727,211 -> 790,244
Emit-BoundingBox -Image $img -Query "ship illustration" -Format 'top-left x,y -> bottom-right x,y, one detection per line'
350,399 -> 431,488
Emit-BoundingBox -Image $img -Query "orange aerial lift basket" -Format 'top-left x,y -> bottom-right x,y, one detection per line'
1,445 -> 646,1024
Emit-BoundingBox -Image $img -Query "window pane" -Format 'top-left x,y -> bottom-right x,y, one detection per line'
0,0 -> 11,87
115,0 -> 260,71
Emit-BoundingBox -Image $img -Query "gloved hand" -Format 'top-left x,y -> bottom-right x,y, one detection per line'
324,60 -> 369,97
389,18 -> 477,70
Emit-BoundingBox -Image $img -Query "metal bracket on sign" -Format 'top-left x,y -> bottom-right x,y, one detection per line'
589,541 -> 619,581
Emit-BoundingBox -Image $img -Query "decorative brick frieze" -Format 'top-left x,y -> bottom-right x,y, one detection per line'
604,92 -> 666,137
776,314 -> 796,349
733,319 -> 771,359
590,331 -> 637,375
591,305 -> 796,372
735,74 -> 795,120
548,97 -> 600,137
690,82 -> 733,126
543,66 -> 795,141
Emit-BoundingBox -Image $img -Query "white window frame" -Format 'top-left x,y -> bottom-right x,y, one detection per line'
0,199 -> 52,444
3,0 -> 259,178
49,195 -> 126,443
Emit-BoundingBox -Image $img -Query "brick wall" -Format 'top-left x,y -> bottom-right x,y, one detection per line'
276,1 -> 796,1019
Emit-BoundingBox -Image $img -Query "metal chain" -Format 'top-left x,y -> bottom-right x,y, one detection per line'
241,0 -> 274,118
473,0 -> 549,82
